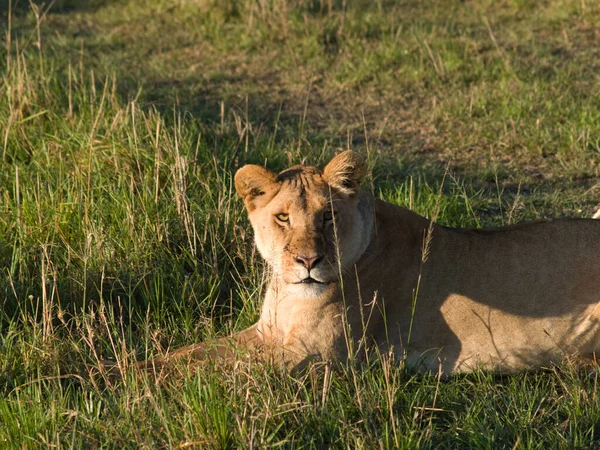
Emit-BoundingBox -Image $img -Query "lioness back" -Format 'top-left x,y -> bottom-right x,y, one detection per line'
364,208 -> 600,372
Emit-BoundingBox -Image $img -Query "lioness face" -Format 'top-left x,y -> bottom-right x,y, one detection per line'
235,151 -> 371,297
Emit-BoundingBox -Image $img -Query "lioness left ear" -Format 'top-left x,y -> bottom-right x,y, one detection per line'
323,150 -> 367,195
235,164 -> 277,211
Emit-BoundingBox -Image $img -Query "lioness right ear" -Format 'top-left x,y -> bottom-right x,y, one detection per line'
234,165 -> 277,211
323,150 -> 367,195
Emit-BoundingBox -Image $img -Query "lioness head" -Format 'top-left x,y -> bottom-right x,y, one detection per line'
235,151 -> 373,296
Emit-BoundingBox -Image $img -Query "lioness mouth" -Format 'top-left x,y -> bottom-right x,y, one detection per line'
297,277 -> 324,285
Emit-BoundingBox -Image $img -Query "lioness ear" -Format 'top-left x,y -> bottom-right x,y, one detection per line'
323,150 -> 367,195
235,164 -> 277,210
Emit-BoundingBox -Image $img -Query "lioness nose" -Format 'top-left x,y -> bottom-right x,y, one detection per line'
295,254 -> 323,271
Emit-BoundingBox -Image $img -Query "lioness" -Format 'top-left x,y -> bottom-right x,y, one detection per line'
145,151 -> 600,374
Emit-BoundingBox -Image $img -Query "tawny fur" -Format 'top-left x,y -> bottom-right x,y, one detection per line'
142,151 -> 600,375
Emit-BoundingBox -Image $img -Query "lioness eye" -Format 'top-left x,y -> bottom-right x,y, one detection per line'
323,211 -> 333,222
275,213 -> 289,223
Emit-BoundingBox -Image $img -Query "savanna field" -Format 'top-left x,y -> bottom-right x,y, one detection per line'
1,0 -> 600,447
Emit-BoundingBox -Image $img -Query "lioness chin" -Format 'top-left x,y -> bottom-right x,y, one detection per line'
139,151 -> 600,375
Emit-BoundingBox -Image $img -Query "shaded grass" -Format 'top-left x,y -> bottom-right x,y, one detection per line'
1,0 -> 600,448
8,0 -> 600,181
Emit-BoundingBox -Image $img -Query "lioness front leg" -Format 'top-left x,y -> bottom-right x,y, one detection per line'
135,324 -> 266,375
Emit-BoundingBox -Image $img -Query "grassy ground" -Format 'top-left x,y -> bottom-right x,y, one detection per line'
1,0 -> 600,447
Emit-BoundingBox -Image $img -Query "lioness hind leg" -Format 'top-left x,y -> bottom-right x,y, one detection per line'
563,353 -> 600,379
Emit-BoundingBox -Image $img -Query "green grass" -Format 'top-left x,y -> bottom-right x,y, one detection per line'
1,0 -> 600,447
